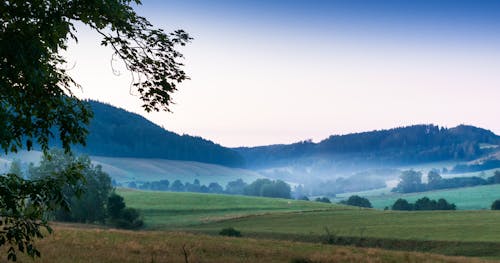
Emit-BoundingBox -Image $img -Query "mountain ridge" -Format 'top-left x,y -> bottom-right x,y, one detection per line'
56,100 -> 499,169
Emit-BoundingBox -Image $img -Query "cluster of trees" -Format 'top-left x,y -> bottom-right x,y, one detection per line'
339,195 -> 372,208
392,170 -> 500,193
391,197 -> 456,211
129,179 -> 225,194
23,150 -> 142,229
127,178 -> 292,199
1,0 -> 191,260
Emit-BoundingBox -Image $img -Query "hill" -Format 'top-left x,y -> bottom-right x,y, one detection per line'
70,100 -> 245,168
236,124 -> 500,168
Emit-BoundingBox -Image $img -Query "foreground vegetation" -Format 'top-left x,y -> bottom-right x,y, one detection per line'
115,190 -> 500,258
12,224 -> 490,263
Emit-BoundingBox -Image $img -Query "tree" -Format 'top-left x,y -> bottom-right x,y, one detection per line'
107,193 -> 143,229
170,180 -> 185,192
208,182 -> 224,194
487,170 -> 500,184
1,0 -> 190,260
107,193 -> 126,220
427,170 -> 442,188
341,195 -> 372,208
392,170 -> 423,193
391,198 -> 413,211
29,149 -> 113,223
225,179 -> 248,195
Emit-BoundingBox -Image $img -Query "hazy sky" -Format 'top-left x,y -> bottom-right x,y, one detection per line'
66,0 -> 500,147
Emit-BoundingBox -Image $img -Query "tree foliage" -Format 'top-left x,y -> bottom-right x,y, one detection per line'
491,199 -> 500,210
1,0 -> 190,260
29,149 -> 113,223
243,179 -> 291,199
391,197 -> 456,211
340,195 -> 372,208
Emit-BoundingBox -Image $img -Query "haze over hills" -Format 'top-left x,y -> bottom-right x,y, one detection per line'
237,124 -> 500,169
71,101 -> 245,168
62,101 -> 499,172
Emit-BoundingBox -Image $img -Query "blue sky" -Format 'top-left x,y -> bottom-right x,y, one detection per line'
68,0 -> 500,147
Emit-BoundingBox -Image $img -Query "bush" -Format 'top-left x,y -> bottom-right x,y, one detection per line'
219,227 -> 242,237
391,197 -> 456,211
491,199 -> 500,210
107,193 -> 143,229
341,195 -> 372,208
392,198 -> 413,211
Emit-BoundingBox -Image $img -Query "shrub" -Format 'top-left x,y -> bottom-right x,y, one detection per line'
342,195 -> 372,208
219,227 -> 242,237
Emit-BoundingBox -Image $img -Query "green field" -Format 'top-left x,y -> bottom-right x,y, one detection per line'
118,189 -> 500,258
118,188 -> 339,228
365,184 -> 500,210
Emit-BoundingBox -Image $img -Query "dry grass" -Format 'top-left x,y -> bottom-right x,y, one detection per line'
5,224 -> 494,263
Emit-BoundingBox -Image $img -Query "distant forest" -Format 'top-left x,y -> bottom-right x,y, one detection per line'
68,101 -> 245,167
45,101 -> 499,169
237,125 -> 500,168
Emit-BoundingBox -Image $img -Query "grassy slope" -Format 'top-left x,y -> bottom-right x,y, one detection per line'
190,209 -> 500,243
366,184 -> 500,210
18,224 -> 489,263
118,189 -> 340,229
118,190 -> 500,258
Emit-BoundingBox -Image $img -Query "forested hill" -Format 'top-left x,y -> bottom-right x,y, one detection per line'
69,101 -> 245,168
236,125 -> 500,168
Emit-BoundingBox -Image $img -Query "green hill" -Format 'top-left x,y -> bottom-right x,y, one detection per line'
67,100 -> 245,167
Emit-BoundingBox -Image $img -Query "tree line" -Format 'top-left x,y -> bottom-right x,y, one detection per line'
238,124 -> 500,167
391,197 -> 456,211
392,170 -> 500,193
11,150 -> 143,229
126,178 -> 292,199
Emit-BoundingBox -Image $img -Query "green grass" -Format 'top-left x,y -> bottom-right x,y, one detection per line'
367,184 -> 500,210
190,209 -> 500,242
117,189 -> 500,258
117,189 -> 342,229
118,189 -> 500,242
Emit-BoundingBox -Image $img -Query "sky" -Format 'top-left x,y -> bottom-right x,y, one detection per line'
66,0 -> 500,147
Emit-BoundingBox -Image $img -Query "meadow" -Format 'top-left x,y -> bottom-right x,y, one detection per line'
364,184 -> 500,210
117,189 -> 500,259
118,189 -> 338,228
15,224 -> 491,263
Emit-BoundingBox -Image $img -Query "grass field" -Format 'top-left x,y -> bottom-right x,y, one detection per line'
13,224 -> 490,263
365,184 -> 500,210
117,188 -> 339,228
116,189 -> 500,258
